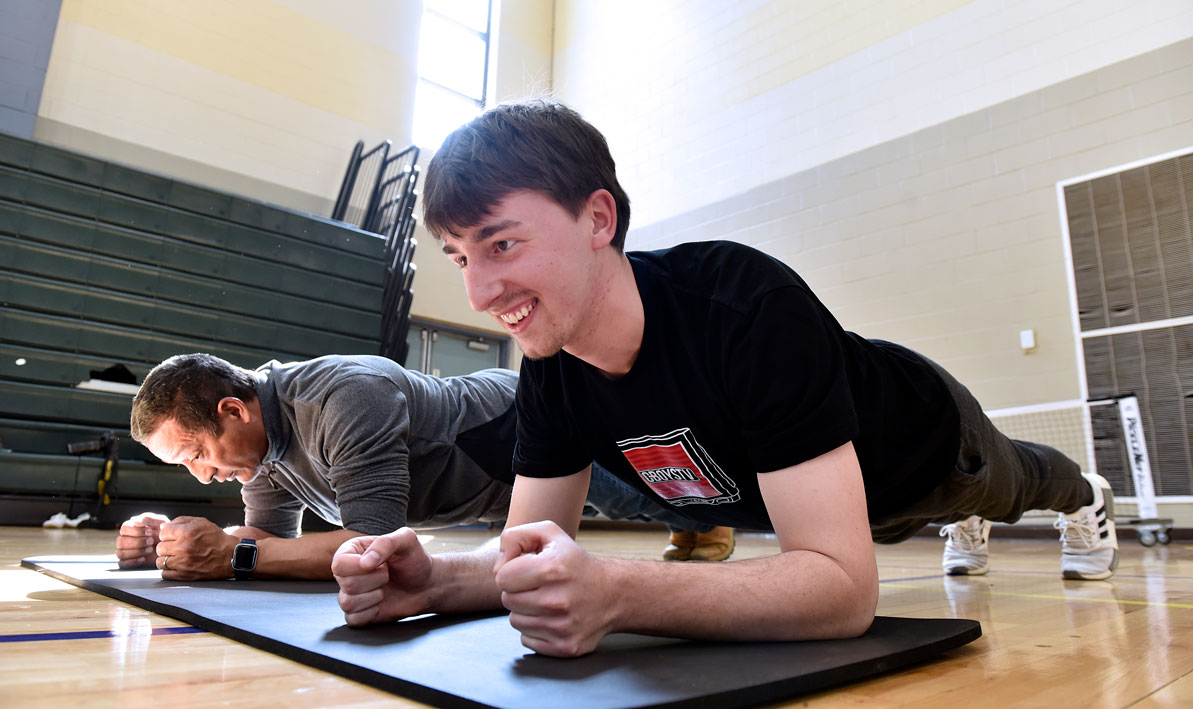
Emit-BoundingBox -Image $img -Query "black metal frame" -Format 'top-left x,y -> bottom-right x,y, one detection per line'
331,140 -> 386,228
331,141 -> 421,366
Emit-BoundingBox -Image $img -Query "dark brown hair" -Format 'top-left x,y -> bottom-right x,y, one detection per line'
423,98 -> 631,250
130,353 -> 257,442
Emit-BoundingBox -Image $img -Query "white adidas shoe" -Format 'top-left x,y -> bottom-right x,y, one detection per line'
940,515 -> 992,576
1055,472 -> 1119,580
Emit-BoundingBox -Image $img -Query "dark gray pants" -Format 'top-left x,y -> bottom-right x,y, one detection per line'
869,362 -> 1094,544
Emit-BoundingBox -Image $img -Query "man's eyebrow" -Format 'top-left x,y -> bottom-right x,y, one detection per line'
477,219 -> 520,240
441,219 -> 521,254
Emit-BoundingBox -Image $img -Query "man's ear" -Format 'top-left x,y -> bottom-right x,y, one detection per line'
586,189 -> 617,250
216,397 -> 251,423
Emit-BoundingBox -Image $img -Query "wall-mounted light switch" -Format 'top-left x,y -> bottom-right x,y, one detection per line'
1019,329 -> 1036,353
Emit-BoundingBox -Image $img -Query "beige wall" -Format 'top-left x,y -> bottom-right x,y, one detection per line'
555,0 -> 1193,229
490,0 -> 555,103
35,0 -> 420,216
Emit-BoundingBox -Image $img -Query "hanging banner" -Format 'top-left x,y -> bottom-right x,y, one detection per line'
1117,396 -> 1159,519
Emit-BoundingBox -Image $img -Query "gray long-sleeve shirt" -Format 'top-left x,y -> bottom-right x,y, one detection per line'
242,355 -> 516,537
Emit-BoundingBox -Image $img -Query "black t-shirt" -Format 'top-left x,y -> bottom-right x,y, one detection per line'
513,241 -> 960,531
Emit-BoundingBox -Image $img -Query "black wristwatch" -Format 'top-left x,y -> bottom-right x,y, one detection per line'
231,538 -> 258,580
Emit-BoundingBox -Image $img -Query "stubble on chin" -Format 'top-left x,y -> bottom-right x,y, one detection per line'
512,331 -> 569,361
512,340 -> 550,361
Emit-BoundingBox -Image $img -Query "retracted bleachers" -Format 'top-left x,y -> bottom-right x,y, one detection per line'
0,132 -> 385,526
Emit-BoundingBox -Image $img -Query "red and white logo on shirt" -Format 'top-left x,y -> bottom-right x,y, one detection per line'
617,428 -> 739,506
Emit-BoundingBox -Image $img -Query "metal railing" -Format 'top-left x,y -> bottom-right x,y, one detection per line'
332,140 -> 421,366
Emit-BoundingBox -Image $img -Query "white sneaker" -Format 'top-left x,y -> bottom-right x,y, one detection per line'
1055,472 -> 1118,580
940,515 -> 992,575
41,512 -> 69,529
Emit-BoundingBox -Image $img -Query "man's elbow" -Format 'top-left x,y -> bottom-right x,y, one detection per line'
819,574 -> 879,639
836,596 -> 878,638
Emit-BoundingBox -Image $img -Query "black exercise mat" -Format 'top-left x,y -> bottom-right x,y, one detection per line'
23,555 -> 980,708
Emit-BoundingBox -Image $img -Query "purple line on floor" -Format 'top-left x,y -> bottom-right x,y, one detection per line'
0,626 -> 207,643
880,573 -> 956,583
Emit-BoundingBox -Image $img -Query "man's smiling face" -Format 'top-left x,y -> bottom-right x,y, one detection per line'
441,189 -> 613,360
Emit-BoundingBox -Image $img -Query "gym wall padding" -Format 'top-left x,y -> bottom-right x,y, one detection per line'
0,132 -> 385,524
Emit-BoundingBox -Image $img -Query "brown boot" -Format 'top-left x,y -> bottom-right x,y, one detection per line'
662,530 -> 697,561
688,527 -> 735,562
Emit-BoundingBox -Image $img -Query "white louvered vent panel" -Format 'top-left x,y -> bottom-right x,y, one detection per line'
1065,153 -> 1193,497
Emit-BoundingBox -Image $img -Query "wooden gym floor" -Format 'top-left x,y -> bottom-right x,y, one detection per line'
1,524 -> 1190,707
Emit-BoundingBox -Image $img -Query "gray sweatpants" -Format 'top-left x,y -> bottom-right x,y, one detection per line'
869,362 -> 1094,544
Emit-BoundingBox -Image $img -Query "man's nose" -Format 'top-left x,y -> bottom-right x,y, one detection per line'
184,462 -> 216,484
462,260 -> 502,313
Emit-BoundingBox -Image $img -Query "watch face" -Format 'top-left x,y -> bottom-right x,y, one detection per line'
233,542 -> 258,571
